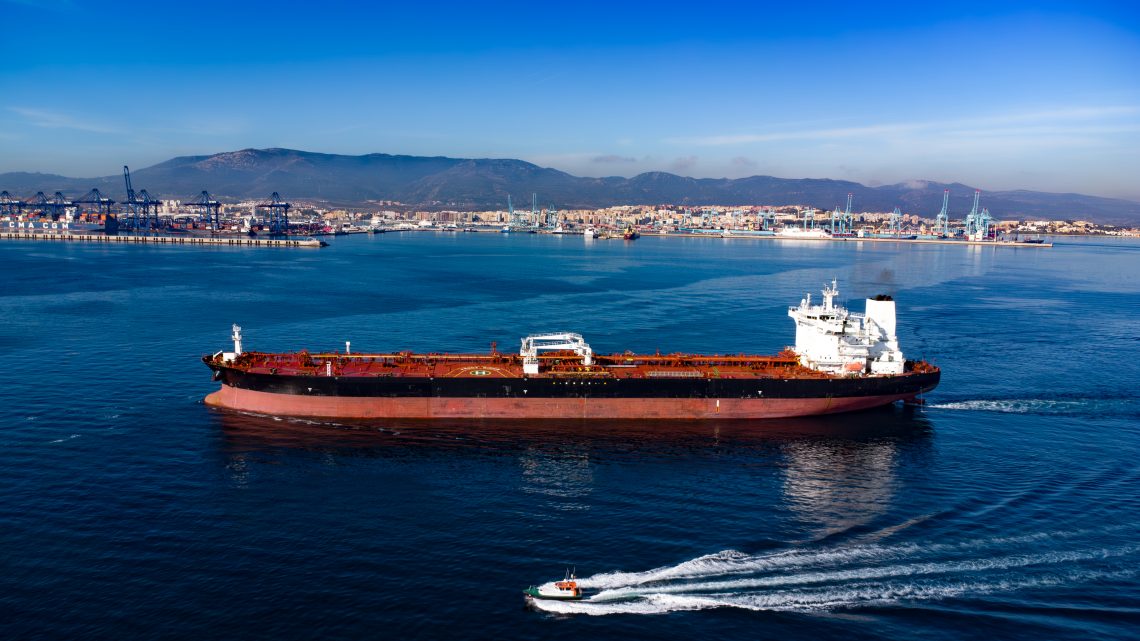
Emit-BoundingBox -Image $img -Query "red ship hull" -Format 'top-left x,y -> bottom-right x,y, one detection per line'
204,384 -> 922,420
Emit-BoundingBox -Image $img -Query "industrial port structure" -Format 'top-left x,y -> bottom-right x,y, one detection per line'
0,166 -> 305,236
1,167 -> 1062,246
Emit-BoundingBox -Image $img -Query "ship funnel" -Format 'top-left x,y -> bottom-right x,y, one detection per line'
864,296 -> 896,340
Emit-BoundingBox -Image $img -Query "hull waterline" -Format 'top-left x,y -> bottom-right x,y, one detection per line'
204,384 -> 932,420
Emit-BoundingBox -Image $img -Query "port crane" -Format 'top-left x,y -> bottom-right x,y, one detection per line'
506,194 -> 527,230
889,207 -> 904,237
759,208 -> 777,231
935,190 -> 950,236
122,166 -> 161,230
29,191 -> 72,221
829,194 -> 855,234
0,190 -> 26,215
802,207 -> 816,230
1,190 -> 26,216
74,188 -> 116,218
189,191 -> 222,231
963,190 -> 992,239
257,192 -> 291,234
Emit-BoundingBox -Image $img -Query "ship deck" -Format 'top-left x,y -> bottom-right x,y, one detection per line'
213,350 -> 937,380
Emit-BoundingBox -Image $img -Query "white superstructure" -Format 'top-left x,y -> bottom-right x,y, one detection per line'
777,226 -> 830,239
788,281 -> 905,375
520,332 -> 594,375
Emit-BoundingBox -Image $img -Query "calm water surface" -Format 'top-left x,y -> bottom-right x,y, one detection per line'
1,233 -> 1138,640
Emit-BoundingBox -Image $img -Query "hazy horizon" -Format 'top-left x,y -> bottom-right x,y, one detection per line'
2,1 -> 1138,200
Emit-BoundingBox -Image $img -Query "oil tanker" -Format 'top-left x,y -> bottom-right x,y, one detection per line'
203,282 -> 939,420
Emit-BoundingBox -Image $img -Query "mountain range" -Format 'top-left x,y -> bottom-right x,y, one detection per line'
2,148 -> 1137,224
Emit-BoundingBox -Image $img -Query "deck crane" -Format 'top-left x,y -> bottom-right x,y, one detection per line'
257,192 -> 291,235
935,189 -> 950,236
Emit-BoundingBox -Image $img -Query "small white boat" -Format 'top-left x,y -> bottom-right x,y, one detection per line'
524,569 -> 584,601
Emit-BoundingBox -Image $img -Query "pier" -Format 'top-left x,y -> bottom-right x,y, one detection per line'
0,232 -> 324,248
702,233 -> 1053,247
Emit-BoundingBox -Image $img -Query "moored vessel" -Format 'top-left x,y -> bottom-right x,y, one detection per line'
777,225 -> 830,239
203,282 -> 939,420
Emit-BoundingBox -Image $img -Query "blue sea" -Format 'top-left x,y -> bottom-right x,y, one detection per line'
1,233 -> 1138,640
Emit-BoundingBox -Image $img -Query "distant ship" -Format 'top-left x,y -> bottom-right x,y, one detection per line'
777,226 -> 830,239
203,282 -> 939,420
3,216 -> 105,233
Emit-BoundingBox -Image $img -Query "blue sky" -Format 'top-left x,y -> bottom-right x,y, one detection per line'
2,0 -> 1139,199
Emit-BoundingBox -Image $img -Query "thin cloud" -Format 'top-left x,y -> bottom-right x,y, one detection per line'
592,154 -> 637,163
669,106 -> 1140,146
9,107 -> 121,134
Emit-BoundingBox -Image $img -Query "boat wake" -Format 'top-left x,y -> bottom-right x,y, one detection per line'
928,397 -> 1137,417
529,535 -> 1138,616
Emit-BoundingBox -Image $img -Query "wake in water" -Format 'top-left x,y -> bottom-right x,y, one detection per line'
529,533 -> 1138,616
927,397 -> 1137,417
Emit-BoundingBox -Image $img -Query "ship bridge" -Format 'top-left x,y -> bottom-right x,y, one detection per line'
520,333 -> 593,374
788,281 -> 905,375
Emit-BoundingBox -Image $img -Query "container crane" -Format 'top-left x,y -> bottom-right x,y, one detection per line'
122,166 -> 161,230
189,191 -> 222,231
935,189 -> 950,236
760,208 -> 776,231
962,191 -> 989,239
257,192 -> 291,235
74,189 -> 116,218
0,190 -> 26,216
843,193 -> 855,234
889,207 -> 904,237
29,191 -> 71,220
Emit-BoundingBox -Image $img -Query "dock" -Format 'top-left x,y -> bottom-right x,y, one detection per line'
0,232 -> 325,248
674,232 -> 1053,247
